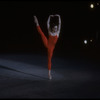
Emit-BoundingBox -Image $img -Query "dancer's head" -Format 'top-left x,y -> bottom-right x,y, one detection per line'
51,23 -> 58,33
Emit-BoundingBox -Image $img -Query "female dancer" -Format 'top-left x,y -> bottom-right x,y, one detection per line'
34,14 -> 61,79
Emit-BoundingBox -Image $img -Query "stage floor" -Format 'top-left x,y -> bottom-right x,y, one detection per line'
0,54 -> 100,98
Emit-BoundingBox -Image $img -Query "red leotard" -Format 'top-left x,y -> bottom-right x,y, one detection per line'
37,26 -> 58,70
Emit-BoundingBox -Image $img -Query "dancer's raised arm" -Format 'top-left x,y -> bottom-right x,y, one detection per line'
47,15 -> 54,32
55,14 -> 61,33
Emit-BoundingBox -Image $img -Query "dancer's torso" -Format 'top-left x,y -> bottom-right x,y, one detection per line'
48,35 -> 58,51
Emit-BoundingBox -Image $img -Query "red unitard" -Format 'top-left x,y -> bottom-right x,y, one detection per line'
37,26 -> 58,70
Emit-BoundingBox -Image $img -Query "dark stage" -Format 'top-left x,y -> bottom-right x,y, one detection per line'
0,53 -> 100,98
0,0 -> 100,99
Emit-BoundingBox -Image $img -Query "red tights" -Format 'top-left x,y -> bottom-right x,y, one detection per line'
37,26 -> 58,70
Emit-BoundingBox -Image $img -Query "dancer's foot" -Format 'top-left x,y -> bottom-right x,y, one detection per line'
48,70 -> 52,80
49,74 -> 52,80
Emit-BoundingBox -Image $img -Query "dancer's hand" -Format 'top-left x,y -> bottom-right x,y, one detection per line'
50,15 -> 54,17
34,16 -> 39,26
55,14 -> 60,17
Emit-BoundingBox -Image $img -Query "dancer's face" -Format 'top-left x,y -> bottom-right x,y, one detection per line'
51,25 -> 58,33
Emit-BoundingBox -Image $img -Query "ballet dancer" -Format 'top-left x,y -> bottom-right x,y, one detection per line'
34,14 -> 61,80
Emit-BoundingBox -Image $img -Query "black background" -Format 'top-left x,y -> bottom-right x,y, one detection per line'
0,0 -> 100,56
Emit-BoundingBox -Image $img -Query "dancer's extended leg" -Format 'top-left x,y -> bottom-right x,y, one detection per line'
37,26 -> 48,48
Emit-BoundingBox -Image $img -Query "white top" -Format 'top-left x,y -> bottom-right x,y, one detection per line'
47,15 -> 61,38
49,31 -> 60,37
